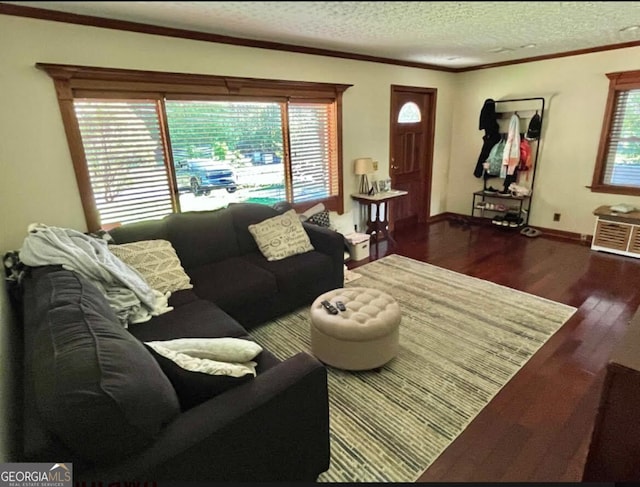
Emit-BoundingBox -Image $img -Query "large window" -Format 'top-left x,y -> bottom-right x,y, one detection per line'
38,64 -> 350,230
591,69 -> 640,196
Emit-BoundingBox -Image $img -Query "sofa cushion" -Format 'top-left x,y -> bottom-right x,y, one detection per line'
31,269 -> 180,466
108,218 -> 169,243
167,288 -> 200,308
128,298 -> 247,342
242,250 -> 334,295
144,344 -> 255,411
109,239 -> 193,294
188,257 -> 278,311
166,210 -> 239,269
142,338 -> 272,412
228,202 -> 281,255
248,209 -> 315,261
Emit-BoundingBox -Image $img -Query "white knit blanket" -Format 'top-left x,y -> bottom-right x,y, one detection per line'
20,223 -> 172,326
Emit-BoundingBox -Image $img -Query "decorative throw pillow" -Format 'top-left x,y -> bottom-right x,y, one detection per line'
306,209 -> 331,228
109,239 -> 193,294
146,337 -> 263,363
298,202 -> 326,222
145,341 -> 259,378
144,341 -> 260,410
248,209 -> 315,261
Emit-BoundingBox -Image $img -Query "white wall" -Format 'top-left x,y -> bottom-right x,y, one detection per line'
447,47 -> 640,235
0,14 -> 456,253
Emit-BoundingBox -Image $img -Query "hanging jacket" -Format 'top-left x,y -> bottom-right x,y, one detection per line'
475,132 -> 501,178
485,139 -> 506,177
517,138 -> 533,181
474,98 -> 500,178
502,114 -> 521,177
479,98 -> 499,132
519,139 -> 532,169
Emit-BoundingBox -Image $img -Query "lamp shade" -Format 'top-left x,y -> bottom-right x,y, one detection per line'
354,157 -> 375,175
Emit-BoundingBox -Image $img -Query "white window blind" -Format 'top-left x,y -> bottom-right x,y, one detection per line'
74,100 -> 173,225
39,64 -> 349,229
165,100 -> 284,164
288,102 -> 338,203
165,99 -> 338,205
604,89 -> 640,188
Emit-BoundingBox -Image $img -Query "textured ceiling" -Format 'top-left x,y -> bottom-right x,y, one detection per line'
6,1 -> 640,68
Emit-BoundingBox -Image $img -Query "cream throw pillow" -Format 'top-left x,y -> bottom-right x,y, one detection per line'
145,342 -> 258,378
109,239 -> 193,294
146,337 -> 263,363
248,209 -> 314,261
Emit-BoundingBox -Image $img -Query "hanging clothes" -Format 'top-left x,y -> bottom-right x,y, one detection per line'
518,138 -> 532,181
501,113 -> 521,178
485,138 -> 506,177
473,99 -> 501,178
479,98 -> 499,131
475,132 -> 501,178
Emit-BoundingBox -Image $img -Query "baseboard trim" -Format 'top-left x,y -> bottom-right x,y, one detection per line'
429,212 -> 593,245
427,212 -> 454,224
539,227 -> 593,245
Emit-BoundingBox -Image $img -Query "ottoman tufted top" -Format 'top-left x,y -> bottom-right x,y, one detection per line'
310,287 -> 401,341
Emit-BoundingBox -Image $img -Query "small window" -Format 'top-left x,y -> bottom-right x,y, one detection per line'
591,70 -> 640,196
397,102 -> 421,124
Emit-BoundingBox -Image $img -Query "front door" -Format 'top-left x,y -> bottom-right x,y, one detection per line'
389,85 -> 436,230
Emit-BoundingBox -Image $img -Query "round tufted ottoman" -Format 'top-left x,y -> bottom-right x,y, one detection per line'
309,287 -> 401,371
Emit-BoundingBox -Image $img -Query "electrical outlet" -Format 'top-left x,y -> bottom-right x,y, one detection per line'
553,213 -> 561,222
373,160 -> 379,171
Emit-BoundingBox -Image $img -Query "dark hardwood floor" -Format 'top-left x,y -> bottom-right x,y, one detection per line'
349,218 -> 640,482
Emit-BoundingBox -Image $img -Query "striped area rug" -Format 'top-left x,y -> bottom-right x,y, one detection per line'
248,254 -> 577,482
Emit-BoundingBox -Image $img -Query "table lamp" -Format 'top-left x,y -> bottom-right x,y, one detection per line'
354,157 -> 375,194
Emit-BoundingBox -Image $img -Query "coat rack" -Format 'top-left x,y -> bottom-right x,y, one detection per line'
490,97 -> 545,196
473,96 -> 545,228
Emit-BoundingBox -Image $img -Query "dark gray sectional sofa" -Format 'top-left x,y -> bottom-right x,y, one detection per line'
19,202 -> 345,483
109,202 -> 344,328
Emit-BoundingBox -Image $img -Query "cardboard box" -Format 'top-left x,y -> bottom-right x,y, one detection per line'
345,232 -> 371,261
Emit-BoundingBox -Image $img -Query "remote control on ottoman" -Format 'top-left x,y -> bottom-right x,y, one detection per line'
321,300 -> 339,315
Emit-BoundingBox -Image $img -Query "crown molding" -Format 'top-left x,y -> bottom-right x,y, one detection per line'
2,2 -> 640,74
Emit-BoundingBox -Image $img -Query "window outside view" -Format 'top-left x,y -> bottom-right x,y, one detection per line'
608,89 -> 640,188
166,100 -> 287,213
75,98 -> 337,226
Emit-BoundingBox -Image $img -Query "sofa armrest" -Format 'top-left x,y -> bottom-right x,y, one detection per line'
303,222 -> 345,287
84,352 -> 330,483
303,221 -> 344,256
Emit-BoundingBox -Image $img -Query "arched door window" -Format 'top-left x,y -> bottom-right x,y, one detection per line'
397,101 -> 421,123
